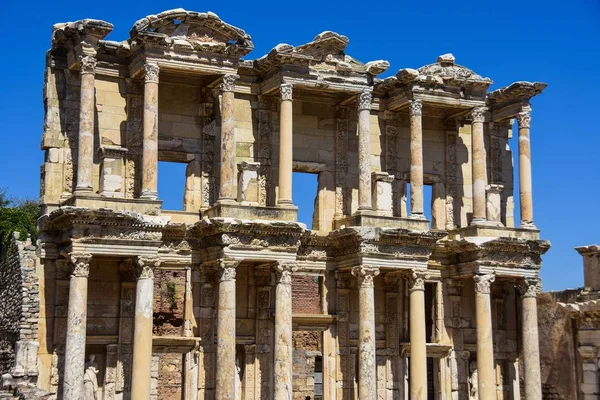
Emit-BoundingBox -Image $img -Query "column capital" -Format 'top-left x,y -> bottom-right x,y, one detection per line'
470,106 -> 487,123
272,261 -> 297,285
406,269 -> 430,292
473,273 -> 495,294
218,258 -> 240,282
69,252 -> 92,277
221,74 -> 239,92
358,87 -> 372,110
516,108 -> 531,129
143,63 -> 160,84
352,266 -> 380,288
79,55 -> 97,75
280,82 -> 293,101
518,277 -> 542,298
409,100 -> 423,117
135,256 -> 161,280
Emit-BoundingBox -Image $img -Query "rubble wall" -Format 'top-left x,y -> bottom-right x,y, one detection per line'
0,234 -> 39,377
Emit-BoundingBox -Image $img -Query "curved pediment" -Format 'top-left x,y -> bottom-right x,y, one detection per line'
130,9 -> 254,56
417,53 -> 491,84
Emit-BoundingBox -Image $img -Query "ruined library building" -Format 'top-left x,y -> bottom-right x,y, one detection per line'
4,7 -> 584,400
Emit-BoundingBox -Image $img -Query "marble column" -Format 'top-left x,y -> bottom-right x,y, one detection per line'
357,88 -> 373,211
520,278 -> 542,400
474,273 -> 496,399
351,266 -> 380,400
278,83 -> 293,206
218,74 -> 239,203
131,256 -> 160,399
470,107 -> 487,224
75,56 -> 97,193
140,63 -> 159,200
516,108 -> 535,228
63,252 -> 92,399
216,259 -> 240,400
273,261 -> 296,400
407,270 -> 430,400
409,100 -> 424,218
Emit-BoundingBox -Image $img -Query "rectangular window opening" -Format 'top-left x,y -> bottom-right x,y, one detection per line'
157,161 -> 187,211
405,183 -> 433,227
292,171 -> 318,230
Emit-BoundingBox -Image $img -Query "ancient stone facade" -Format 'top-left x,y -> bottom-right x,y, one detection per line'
538,245 -> 600,400
23,8 -> 553,400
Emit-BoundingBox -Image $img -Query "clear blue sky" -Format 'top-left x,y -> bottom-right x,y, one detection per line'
1,0 -> 598,291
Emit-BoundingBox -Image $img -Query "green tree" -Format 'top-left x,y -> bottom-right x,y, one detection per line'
0,188 -> 41,245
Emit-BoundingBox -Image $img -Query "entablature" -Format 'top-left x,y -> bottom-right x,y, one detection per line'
487,81 -> 547,121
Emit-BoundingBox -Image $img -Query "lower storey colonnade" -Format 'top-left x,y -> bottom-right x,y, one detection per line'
57,256 -> 543,399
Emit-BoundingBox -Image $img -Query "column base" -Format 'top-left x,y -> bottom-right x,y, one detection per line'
520,221 -> 537,230
470,218 -> 503,227
74,186 -> 93,195
409,212 -> 427,220
216,197 -> 237,205
140,191 -> 158,200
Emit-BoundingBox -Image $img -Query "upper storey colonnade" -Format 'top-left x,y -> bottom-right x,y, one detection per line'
46,9 -> 546,233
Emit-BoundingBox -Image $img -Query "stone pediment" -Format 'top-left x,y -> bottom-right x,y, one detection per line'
129,9 -> 254,57
255,31 -> 389,75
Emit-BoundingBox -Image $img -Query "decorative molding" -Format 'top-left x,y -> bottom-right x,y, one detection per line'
79,55 -> 97,75
406,269 -> 430,292
144,63 -> 160,84
272,261 -> 297,285
358,88 -> 372,110
135,256 -> 161,280
473,274 -> 495,294
218,259 -> 239,282
409,100 -> 423,117
351,266 -> 380,288
280,83 -> 293,101
221,74 -> 239,92
69,252 -> 92,278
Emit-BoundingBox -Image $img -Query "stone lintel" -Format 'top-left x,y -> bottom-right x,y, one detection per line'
57,194 -> 163,216
203,202 -> 298,222
334,213 -> 429,232
450,224 -> 540,241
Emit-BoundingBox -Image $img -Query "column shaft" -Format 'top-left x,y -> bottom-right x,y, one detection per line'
408,270 -> 429,400
131,257 -> 159,399
517,109 -> 534,227
352,266 -> 379,400
141,64 -> 159,199
474,274 -> 496,399
75,56 -> 96,193
63,253 -> 91,399
357,88 -> 373,211
409,100 -> 424,217
521,279 -> 542,400
273,262 -> 295,400
471,107 -> 487,223
216,260 -> 238,400
218,74 -> 239,202
278,83 -> 293,205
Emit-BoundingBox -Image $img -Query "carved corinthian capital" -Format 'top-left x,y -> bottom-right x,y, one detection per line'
473,274 -> 495,294
406,269 -> 430,292
69,252 -> 92,278
519,277 -> 542,298
409,100 -> 423,117
79,55 -> 97,75
516,109 -> 531,129
280,83 -> 293,101
135,256 -> 161,280
351,266 -> 380,288
470,106 -> 486,123
358,88 -> 372,110
218,259 -> 240,282
144,63 -> 160,84
221,74 -> 239,92
272,261 -> 297,285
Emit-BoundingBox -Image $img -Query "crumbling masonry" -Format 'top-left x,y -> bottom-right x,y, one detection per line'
8,8 -> 555,400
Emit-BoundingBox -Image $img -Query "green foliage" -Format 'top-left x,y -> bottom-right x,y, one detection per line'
0,188 -> 41,245
165,280 -> 178,310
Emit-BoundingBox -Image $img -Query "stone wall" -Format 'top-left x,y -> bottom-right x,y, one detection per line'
0,233 -> 40,382
292,275 -> 320,314
292,331 -> 321,400
537,290 -> 580,400
153,269 -> 186,336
